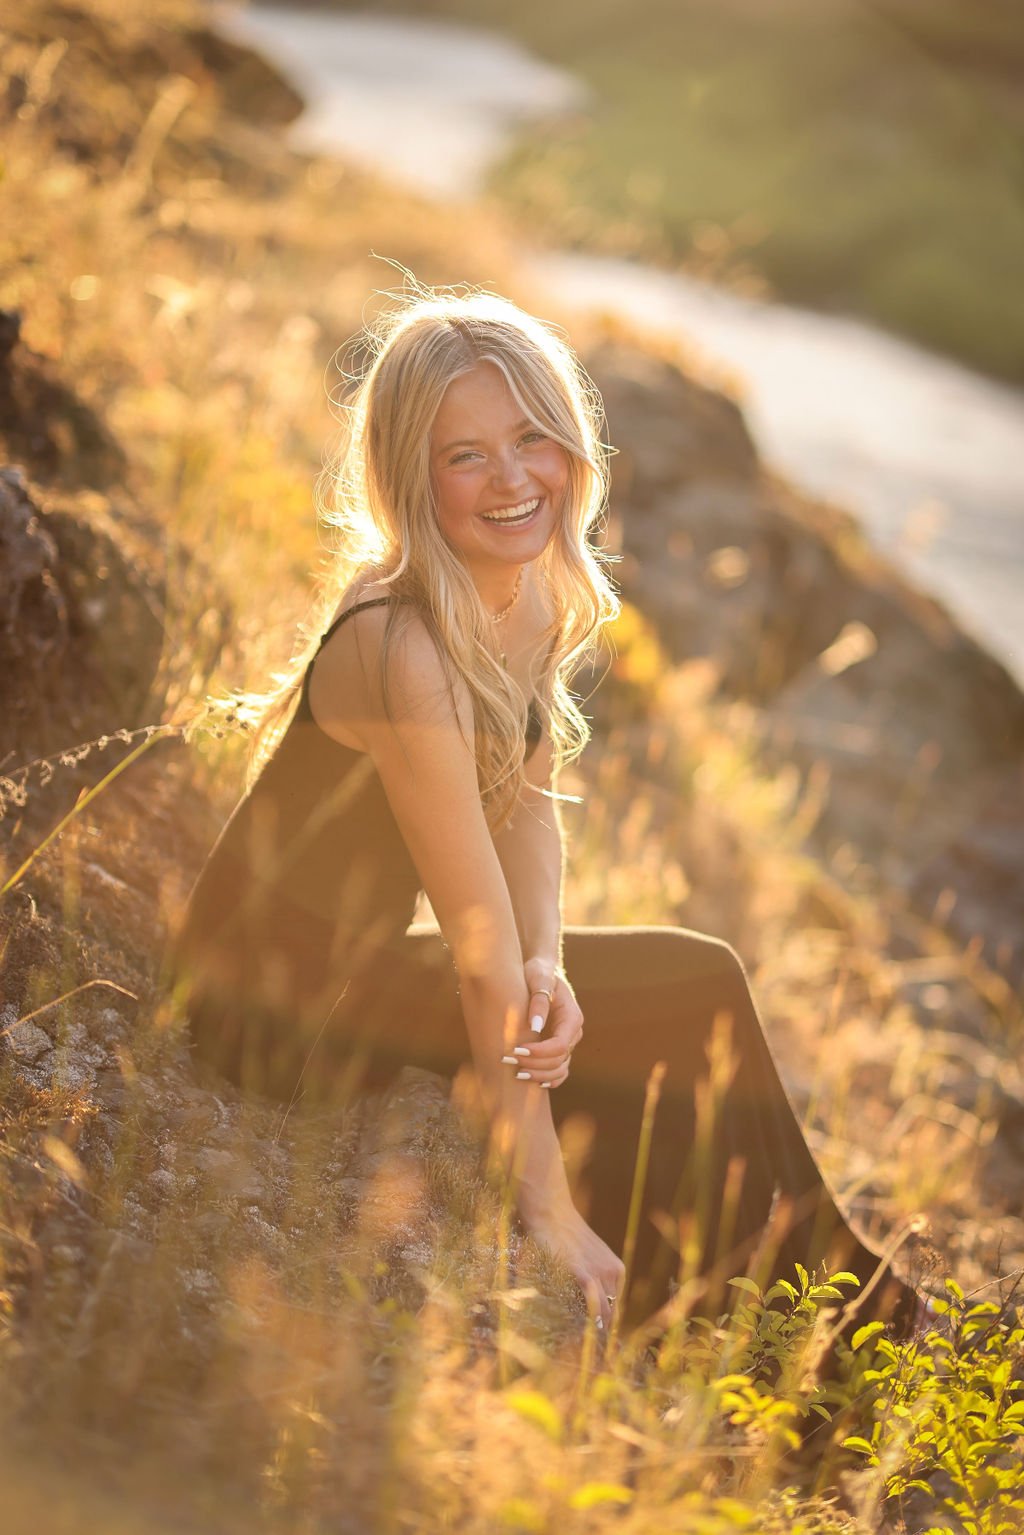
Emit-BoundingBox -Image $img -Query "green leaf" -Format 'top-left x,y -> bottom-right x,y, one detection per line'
763,1280 -> 798,1304
727,1277 -> 763,1298
829,1271 -> 861,1288
851,1321 -> 887,1351
842,1436 -> 877,1457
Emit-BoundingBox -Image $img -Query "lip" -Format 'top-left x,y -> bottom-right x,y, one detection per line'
478,495 -> 544,529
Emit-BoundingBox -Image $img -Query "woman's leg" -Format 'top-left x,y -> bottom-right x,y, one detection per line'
315,920 -> 916,1332
552,924 -> 917,1332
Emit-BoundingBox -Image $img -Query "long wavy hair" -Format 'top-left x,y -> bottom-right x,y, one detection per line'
207,283 -> 621,832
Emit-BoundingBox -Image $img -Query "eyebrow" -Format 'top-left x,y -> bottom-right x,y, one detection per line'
436,417 -> 534,455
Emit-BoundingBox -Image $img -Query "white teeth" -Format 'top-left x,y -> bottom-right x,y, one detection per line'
481,497 -> 540,523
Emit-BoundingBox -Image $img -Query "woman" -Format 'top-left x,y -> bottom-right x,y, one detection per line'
164,286 -> 923,1340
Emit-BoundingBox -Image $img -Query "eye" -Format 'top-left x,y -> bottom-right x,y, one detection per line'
447,431 -> 546,466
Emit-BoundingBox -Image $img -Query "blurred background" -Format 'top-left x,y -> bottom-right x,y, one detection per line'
215,0 -> 1024,684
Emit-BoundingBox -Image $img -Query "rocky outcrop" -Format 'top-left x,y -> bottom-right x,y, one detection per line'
910,762 -> 1024,985
586,337 -> 1024,985
0,462 -> 165,787
0,307 -> 127,488
1,6 -> 304,180
0,301 -> 198,880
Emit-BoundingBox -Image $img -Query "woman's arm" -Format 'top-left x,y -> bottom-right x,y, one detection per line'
329,607 -> 572,1212
492,729 -> 587,1089
490,725 -> 564,987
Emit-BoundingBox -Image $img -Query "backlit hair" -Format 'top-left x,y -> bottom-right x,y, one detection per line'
212,280 -> 620,831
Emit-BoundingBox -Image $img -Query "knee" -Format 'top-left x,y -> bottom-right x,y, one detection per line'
660,926 -> 749,989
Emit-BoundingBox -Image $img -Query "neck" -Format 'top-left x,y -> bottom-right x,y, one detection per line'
476,563 -> 524,618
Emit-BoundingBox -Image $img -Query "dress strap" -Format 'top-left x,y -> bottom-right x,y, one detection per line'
298,596 -> 405,720
304,596 -> 543,748
315,595 -> 403,653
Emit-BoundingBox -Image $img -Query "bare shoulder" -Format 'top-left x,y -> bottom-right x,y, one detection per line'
366,604 -> 468,730
309,593 -> 470,750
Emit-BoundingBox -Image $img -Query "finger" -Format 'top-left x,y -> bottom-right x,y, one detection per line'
527,989 -> 552,1036
583,1277 -> 611,1336
509,1058 -> 569,1085
509,1035 -> 567,1064
518,1007 -> 579,1055
539,1067 -> 570,1090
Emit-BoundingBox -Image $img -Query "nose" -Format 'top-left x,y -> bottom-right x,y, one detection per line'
491,445 -> 529,497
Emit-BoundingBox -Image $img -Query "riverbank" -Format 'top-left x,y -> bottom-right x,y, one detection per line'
214,1 -> 1024,692
311,0 -> 1024,388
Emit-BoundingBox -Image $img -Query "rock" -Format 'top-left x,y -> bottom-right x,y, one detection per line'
586,333 -> 1024,982
0,467 -> 165,771
911,762 -> 1024,988
0,308 -> 127,486
194,1146 -> 267,1205
588,339 -> 759,497
0,465 -> 68,713
183,26 -> 306,126
0,1008 -> 52,1063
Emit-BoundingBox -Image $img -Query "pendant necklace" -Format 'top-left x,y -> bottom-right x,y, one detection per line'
490,566 -> 523,668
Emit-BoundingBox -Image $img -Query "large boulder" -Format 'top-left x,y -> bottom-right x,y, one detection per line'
587,334 -> 1024,983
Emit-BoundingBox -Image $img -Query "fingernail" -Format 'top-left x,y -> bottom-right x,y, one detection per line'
515,1071 -> 532,1080
513,1046 -> 531,1056
540,1081 -> 552,1089
501,1055 -> 519,1065
530,1015 -> 544,1033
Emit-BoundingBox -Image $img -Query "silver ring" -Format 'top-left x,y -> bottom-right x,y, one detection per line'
533,987 -> 553,1000
607,1294 -> 617,1305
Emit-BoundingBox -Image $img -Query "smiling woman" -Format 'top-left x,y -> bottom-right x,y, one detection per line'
161,282 -> 927,1340
429,363 -> 570,610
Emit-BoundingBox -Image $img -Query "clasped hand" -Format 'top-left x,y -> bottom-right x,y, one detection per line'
500,957 -> 584,1089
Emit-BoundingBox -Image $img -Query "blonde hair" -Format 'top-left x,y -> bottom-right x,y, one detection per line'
212,281 -> 620,832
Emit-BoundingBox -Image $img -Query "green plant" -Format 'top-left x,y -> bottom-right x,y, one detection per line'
842,1279 -> 1024,1533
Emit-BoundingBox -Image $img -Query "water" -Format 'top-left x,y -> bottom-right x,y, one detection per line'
211,1 -> 1024,684
211,3 -> 587,200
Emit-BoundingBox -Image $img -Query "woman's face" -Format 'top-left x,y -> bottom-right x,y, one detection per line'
428,360 -> 570,590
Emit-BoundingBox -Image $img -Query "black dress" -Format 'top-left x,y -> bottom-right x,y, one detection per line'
164,596 -> 917,1331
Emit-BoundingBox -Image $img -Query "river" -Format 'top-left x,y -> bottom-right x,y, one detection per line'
210,0 -> 1024,685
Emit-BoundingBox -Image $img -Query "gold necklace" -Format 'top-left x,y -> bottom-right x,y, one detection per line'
488,565 -> 523,625
490,567 -> 524,669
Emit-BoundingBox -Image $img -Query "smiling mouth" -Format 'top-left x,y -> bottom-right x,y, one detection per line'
479,496 -> 543,525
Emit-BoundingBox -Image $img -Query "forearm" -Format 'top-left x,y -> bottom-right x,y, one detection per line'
458,969 -> 572,1211
492,788 -> 565,972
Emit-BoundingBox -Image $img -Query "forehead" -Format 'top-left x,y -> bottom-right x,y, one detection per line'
431,360 -> 523,437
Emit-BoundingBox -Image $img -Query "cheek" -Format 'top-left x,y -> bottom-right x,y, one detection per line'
543,446 -> 572,494
435,477 -> 478,533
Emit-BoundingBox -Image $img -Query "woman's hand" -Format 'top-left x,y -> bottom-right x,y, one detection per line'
516,1189 -> 625,1335
499,959 -> 584,1090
